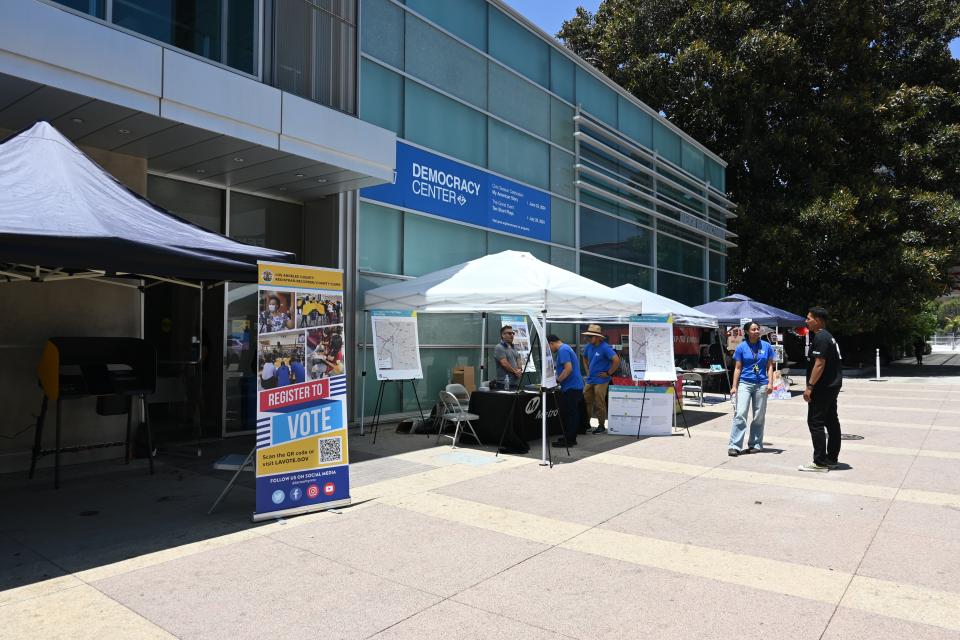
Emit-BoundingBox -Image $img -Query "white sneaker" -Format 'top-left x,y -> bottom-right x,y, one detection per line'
797,463 -> 829,473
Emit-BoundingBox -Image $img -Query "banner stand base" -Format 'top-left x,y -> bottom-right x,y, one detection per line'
252,497 -> 353,523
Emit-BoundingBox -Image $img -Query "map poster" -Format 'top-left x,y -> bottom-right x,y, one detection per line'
628,314 -> 676,382
370,310 -> 423,381
607,386 -> 674,436
500,315 -> 536,373
254,262 -> 350,521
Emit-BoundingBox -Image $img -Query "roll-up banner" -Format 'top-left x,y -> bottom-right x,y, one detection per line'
254,262 -> 350,521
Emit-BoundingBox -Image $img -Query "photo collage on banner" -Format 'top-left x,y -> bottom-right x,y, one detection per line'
254,262 -> 349,521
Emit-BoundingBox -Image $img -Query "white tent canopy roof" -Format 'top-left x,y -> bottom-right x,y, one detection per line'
613,284 -> 718,328
364,250 -> 639,320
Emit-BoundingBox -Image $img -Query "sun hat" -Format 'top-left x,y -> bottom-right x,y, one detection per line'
581,324 -> 604,338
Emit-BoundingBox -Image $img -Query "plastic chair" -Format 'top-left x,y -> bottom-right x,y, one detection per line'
445,383 -> 470,403
436,390 -> 481,448
681,373 -> 704,407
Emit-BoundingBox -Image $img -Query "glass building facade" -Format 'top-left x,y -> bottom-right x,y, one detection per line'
355,0 -> 735,417
41,0 -> 734,429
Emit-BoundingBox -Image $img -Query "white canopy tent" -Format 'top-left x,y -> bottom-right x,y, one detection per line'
363,251 -> 641,464
612,284 -> 718,328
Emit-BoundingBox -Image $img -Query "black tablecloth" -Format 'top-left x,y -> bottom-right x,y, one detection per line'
467,390 -> 563,453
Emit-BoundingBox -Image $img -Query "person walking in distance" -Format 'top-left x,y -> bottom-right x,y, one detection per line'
727,321 -> 775,456
799,306 -> 843,472
581,324 -> 620,434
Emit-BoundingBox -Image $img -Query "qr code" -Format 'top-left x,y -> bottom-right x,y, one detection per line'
318,436 -> 342,463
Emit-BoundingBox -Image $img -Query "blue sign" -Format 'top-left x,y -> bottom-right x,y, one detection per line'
362,142 -> 551,242
270,400 -> 345,446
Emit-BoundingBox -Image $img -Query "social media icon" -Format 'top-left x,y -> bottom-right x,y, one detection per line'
290,487 -> 303,502
323,482 -> 336,496
306,484 -> 320,499
271,490 -> 285,505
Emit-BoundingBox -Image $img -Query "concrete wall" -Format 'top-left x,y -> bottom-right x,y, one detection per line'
0,139 -> 145,474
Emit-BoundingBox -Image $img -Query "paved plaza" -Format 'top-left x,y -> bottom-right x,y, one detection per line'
2,360 -> 960,639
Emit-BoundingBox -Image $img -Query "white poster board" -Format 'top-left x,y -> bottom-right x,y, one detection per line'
607,386 -> 674,436
500,315 -> 536,372
371,310 -> 423,380
629,314 -> 676,382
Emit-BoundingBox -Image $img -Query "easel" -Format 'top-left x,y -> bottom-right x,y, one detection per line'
495,330 -> 569,467
207,445 -> 254,515
369,378 -> 426,444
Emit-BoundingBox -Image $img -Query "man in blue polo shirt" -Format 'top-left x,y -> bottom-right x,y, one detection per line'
548,334 -> 584,447
581,324 -> 620,434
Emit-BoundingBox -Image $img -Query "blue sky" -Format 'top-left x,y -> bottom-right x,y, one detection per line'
507,1 -> 960,59
504,0 -> 600,38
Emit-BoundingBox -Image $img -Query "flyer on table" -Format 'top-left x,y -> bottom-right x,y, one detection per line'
254,261 -> 350,520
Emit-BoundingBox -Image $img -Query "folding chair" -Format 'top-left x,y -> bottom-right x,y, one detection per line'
436,390 -> 481,448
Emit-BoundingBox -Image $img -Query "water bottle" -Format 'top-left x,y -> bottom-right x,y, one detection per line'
504,372 -> 510,389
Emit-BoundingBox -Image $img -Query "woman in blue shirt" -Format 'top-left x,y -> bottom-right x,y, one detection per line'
727,321 -> 775,456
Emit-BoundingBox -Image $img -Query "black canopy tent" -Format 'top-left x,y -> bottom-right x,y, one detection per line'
0,121 -> 294,284
0,122 -> 296,469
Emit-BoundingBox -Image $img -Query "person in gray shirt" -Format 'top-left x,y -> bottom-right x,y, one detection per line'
494,325 -> 523,389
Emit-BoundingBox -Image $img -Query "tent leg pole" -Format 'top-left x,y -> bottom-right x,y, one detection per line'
196,280 -> 204,457
360,310 -> 368,436
479,312 -> 486,388
538,313 -> 548,467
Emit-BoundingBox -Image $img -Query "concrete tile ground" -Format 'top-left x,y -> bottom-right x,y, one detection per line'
2,369 -> 960,639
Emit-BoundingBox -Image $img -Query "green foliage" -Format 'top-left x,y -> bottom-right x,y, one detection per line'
559,0 -> 960,340
936,297 -> 960,326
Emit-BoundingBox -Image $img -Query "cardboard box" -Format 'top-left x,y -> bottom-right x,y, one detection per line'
452,365 -> 476,393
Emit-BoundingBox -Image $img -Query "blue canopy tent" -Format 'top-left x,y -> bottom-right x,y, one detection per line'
694,294 -> 805,326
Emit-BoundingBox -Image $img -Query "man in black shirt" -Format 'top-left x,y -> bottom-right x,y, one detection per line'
799,306 -> 843,472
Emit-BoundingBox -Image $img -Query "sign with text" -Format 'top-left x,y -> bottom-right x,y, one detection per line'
607,385 -> 674,436
361,142 -> 551,242
370,310 -> 423,381
628,314 -> 676,382
255,261 -> 349,521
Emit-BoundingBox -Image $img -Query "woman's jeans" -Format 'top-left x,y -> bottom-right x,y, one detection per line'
728,381 -> 768,450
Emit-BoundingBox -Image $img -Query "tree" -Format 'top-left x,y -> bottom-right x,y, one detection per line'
558,1 -> 960,342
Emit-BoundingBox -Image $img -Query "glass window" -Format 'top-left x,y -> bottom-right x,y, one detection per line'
488,7 -> 549,87
226,0 -> 256,73
659,218 -> 706,245
147,175 -> 223,233
550,48 -> 575,102
406,0 -> 487,50
488,64 -> 550,139
229,192 -> 303,257
417,313 -> 483,344
273,0 -> 357,113
551,197 -> 575,247
576,67 -> 617,126
581,209 -> 651,265
360,0 -> 404,68
681,141 -> 705,180
706,159 -> 726,192
487,233 -> 549,261
114,1 -> 226,68
551,246 -> 576,272
658,271 -> 705,307
403,212 -> 485,276
709,251 -> 725,283
550,98 -> 575,151
406,14 -> 487,109
360,59 -> 403,135
709,283 -> 725,301
618,97 -> 652,148
404,80 -> 487,167
657,234 -> 704,278
488,120 -> 549,189
359,202 -> 402,273
652,121 -> 682,166
580,253 -> 620,287
550,147 -> 575,199
580,254 -> 651,289
55,0 -> 105,18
